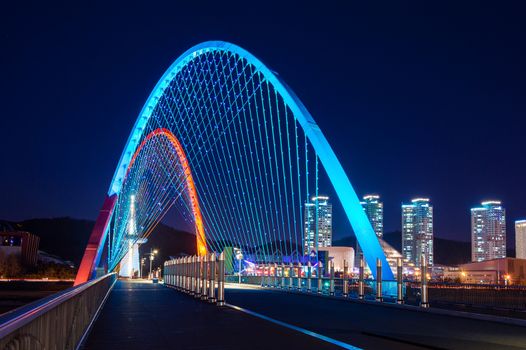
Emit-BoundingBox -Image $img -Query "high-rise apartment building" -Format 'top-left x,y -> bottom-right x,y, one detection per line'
515,220 -> 526,259
471,201 -> 506,262
356,195 -> 384,266
304,196 -> 332,255
360,195 -> 384,238
402,198 -> 433,267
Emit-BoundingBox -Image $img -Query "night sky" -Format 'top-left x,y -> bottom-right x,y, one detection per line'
1,2 -> 525,244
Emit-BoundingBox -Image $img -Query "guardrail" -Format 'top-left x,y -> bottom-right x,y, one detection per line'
0,273 -> 117,350
164,252 -> 225,306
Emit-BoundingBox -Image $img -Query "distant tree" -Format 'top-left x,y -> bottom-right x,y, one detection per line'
0,250 -> 6,277
5,254 -> 22,278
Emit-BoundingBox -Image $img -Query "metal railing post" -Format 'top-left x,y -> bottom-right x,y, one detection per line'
178,257 -> 182,290
200,255 -> 205,298
376,258 -> 383,302
289,262 -> 293,290
329,260 -> 335,296
358,255 -> 365,300
397,257 -> 404,304
194,255 -> 199,296
208,253 -> 216,303
297,262 -> 302,291
196,255 -> 201,297
317,261 -> 323,294
274,263 -> 278,287
176,258 -> 180,289
420,254 -> 429,308
201,254 -> 208,300
217,251 -> 225,306
281,263 -> 286,289
174,259 -> 178,289
343,259 -> 349,298
190,256 -> 195,296
182,256 -> 188,292
307,261 -> 312,292
188,256 -> 192,294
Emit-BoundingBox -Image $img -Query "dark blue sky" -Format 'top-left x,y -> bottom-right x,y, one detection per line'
1,1 -> 525,244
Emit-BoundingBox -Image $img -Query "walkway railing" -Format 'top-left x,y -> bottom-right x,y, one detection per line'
164,252 -> 226,306
0,273 -> 117,350
225,255 -> 430,307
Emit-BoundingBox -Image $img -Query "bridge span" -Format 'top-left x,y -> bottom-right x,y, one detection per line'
82,280 -> 526,350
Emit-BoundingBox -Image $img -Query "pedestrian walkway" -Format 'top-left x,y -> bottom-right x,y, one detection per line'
82,280 -> 342,350
225,286 -> 526,350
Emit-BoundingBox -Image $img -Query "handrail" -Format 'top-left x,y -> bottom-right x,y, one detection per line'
0,273 -> 116,338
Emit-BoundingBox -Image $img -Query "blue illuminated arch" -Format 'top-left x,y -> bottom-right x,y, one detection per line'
105,41 -> 393,279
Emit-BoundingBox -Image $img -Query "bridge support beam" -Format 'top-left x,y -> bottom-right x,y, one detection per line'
74,194 -> 117,286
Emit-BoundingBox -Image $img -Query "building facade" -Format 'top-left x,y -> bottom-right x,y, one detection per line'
516,220 -> 526,259
355,194 -> 384,266
304,196 -> 332,255
0,220 -> 40,266
360,195 -> 384,238
471,201 -> 506,262
402,198 -> 433,267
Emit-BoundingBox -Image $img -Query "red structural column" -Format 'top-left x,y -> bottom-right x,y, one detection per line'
74,194 -> 117,286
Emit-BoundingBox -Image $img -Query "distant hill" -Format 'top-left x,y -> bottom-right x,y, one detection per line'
17,218 -> 94,266
14,217 -> 196,267
333,231 -> 475,266
11,218 -> 516,268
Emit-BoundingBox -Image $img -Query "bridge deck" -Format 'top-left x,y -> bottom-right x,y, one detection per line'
225,285 -> 526,350
84,280 -> 526,350
82,280 -> 341,350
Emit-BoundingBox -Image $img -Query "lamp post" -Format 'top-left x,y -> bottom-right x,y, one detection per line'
140,257 -> 145,279
145,248 -> 158,279
234,248 -> 243,284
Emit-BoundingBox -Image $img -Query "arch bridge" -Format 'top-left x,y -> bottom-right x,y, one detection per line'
74,41 -> 391,285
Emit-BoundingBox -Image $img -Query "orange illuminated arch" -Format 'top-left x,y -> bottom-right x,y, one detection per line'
128,128 -> 207,256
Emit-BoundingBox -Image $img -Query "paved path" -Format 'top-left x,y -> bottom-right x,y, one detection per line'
83,280 -> 342,350
84,280 -> 526,350
225,285 -> 526,350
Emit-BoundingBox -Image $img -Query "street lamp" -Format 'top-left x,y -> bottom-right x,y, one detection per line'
140,257 -> 146,279
234,248 -> 243,284
145,248 -> 158,279
504,274 -> 511,286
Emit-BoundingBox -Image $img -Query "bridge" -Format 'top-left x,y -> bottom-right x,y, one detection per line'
1,41 -> 525,350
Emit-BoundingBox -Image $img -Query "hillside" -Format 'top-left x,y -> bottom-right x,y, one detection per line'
333,231 -> 475,266
15,218 -> 196,267
11,218 -> 514,268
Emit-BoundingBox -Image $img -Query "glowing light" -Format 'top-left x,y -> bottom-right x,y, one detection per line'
411,198 -> 430,203
481,200 -> 501,206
